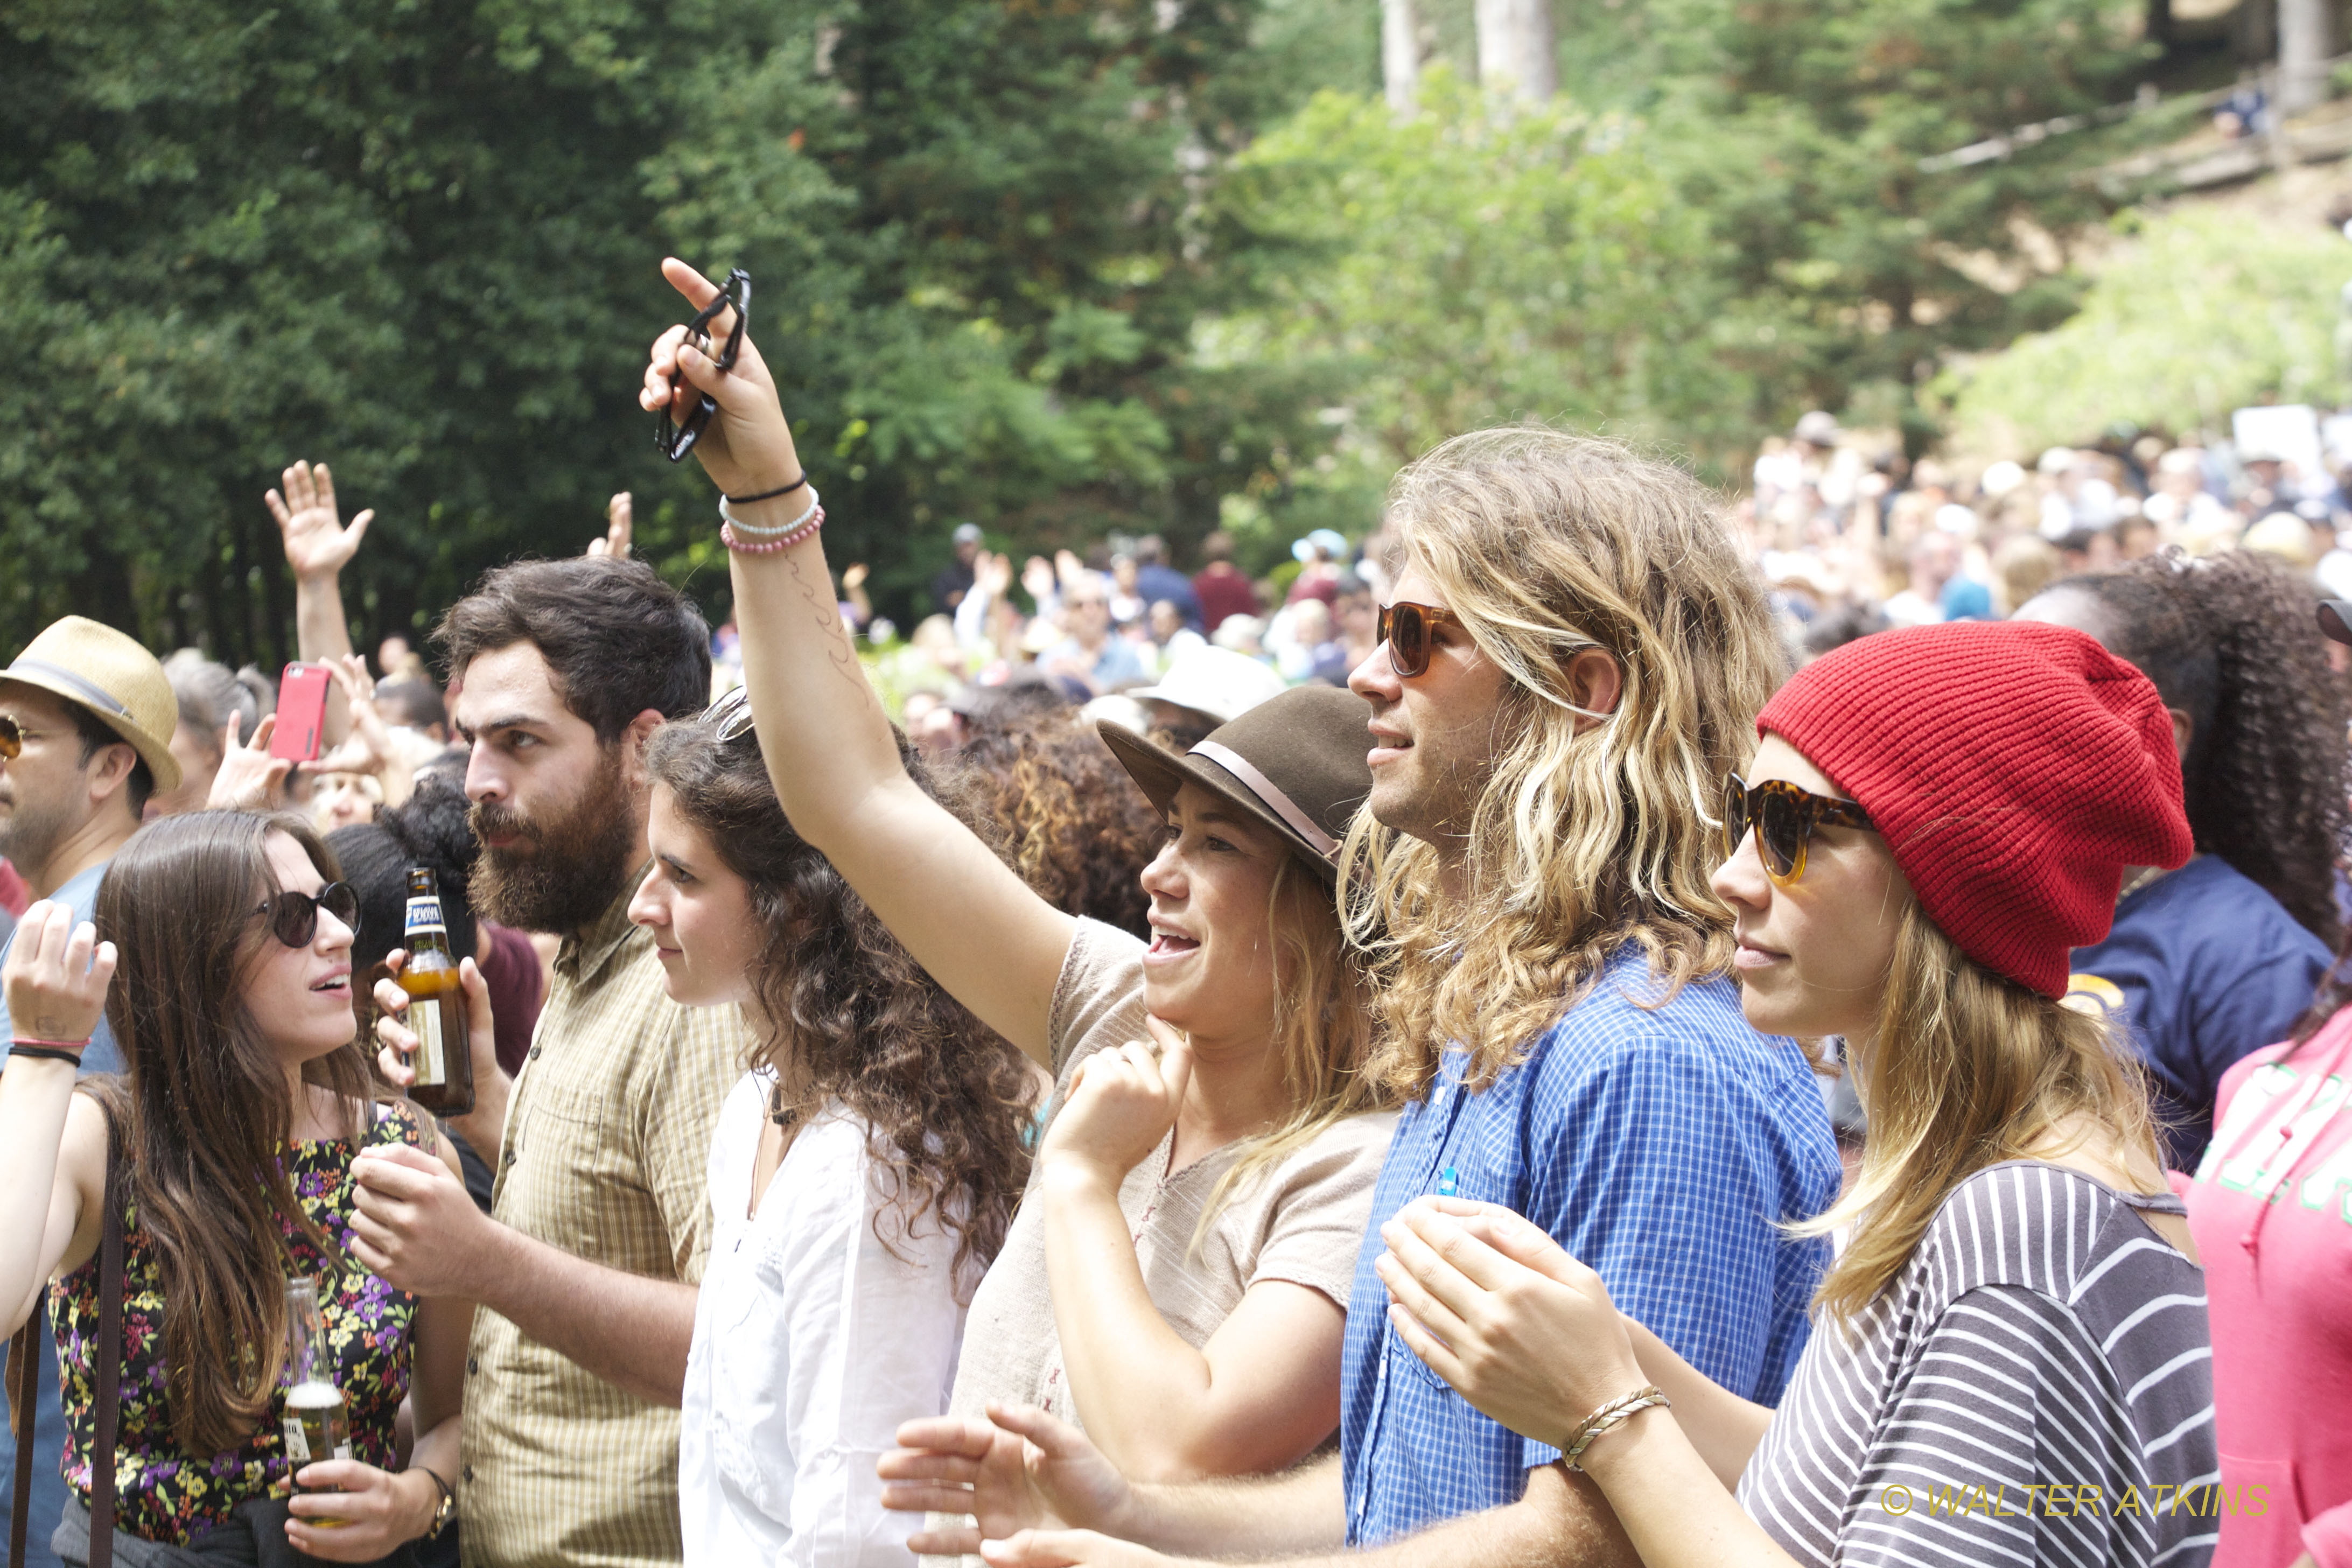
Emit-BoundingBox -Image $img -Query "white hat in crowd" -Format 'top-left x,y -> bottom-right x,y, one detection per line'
1127,646 -> 1288,728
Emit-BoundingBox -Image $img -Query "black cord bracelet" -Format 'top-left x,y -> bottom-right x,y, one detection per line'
726,473 -> 809,505
6,1045 -> 84,1066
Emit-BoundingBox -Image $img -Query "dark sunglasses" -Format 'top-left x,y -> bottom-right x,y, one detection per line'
1376,600 -> 1465,679
0,714 -> 20,759
258,883 -> 360,948
702,687 -> 755,743
655,268 -> 751,462
1723,773 -> 1875,885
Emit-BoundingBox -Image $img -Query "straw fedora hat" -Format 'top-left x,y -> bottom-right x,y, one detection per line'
2,616 -> 184,794
1096,683 -> 1371,881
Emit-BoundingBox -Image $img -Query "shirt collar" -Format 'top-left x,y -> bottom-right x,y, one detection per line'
555,866 -> 650,987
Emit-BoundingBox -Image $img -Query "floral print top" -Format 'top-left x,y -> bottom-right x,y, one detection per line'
47,1099 -> 429,1546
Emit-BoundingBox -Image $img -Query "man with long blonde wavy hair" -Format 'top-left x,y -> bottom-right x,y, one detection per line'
941,430 -> 1843,1568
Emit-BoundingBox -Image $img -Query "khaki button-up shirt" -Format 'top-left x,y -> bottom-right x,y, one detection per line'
459,877 -> 747,1568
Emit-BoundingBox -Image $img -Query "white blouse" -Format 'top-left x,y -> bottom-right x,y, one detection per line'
680,1074 -> 970,1567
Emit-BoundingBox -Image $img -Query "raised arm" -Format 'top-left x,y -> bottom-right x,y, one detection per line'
0,905 -> 115,1338
268,460 -> 367,664
639,258 -> 1071,1061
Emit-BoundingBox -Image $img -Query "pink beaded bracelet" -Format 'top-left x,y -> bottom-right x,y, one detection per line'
722,507 -> 825,554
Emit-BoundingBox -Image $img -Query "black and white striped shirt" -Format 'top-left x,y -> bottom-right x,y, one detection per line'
1737,1161 -> 2217,1567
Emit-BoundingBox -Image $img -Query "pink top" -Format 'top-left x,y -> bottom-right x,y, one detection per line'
2184,1005 -> 2352,1568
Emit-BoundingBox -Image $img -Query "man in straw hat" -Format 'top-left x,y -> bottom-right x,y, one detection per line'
0,615 -> 180,1076
0,615 -> 179,1568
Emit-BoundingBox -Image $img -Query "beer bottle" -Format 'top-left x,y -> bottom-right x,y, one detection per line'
282,1276 -> 352,1525
397,867 -> 475,1117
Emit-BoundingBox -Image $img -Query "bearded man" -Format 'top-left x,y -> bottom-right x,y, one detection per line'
349,555 -> 745,1568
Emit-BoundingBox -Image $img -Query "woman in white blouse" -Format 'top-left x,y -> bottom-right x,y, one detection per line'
633,698 -> 1037,1567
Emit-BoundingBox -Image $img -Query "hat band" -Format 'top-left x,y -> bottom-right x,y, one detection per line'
1189,741 -> 1338,857
7,657 -> 131,719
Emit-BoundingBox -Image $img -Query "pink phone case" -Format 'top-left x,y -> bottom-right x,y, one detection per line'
272,663 -> 334,762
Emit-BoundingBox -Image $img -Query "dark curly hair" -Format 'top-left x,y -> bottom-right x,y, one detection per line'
2039,550 -> 2348,948
644,718 -> 1036,1288
953,709 -> 1166,939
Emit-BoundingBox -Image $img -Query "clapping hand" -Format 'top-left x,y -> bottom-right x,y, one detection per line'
879,1402 -> 1138,1556
267,461 -> 374,582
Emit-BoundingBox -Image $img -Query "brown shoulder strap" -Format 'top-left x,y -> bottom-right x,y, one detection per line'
8,1303 -> 38,1568
89,1125 -> 123,1568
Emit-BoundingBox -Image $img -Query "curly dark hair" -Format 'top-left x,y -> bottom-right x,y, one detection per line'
643,719 -> 1036,1287
2041,550 -> 2348,948
953,709 -> 1166,940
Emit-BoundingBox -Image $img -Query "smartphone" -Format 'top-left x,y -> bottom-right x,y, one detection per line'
272,663 -> 334,763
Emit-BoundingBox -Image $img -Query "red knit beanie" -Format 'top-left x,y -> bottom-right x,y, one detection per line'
1756,621 -> 2192,998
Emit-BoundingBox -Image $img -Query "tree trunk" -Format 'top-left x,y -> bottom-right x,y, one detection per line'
1474,0 -> 1557,103
2279,0 -> 2329,116
1382,0 -> 1418,113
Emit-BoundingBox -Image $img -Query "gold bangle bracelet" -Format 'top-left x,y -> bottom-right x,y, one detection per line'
1562,1385 -> 1671,1472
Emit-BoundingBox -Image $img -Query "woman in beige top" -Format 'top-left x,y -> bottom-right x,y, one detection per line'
636,262 -> 1399,1493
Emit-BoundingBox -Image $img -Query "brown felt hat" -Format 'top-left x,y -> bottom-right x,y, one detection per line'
2,616 -> 183,794
1096,683 -> 1373,880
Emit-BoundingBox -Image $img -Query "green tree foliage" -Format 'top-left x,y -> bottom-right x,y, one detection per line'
0,0 -> 1343,662
1200,69 -> 1742,557
1944,206 -> 2352,451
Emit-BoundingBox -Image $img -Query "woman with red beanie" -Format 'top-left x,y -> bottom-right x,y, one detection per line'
2170,601 -> 2352,1568
1369,620 -> 2219,1568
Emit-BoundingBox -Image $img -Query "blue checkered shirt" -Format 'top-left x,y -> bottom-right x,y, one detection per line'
1339,955 -> 1842,1546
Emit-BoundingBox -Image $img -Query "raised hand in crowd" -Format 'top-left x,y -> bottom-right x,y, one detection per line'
588,491 -> 633,557
312,654 -> 415,809
842,560 -> 874,625
1022,554 -> 1058,608
370,948 -> 509,1167
268,459 -> 375,584
267,459 -> 366,667
205,712 -> 293,811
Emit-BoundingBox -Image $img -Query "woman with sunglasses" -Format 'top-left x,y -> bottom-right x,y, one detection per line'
637,261 -> 1398,1502
0,810 -> 466,1565
1364,621 -> 2218,1568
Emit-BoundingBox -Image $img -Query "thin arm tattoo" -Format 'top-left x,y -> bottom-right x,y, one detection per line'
785,551 -> 867,692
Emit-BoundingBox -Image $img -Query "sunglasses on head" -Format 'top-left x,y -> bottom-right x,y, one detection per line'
1376,600 -> 1465,679
702,687 -> 756,743
258,883 -> 359,949
1722,773 -> 1876,885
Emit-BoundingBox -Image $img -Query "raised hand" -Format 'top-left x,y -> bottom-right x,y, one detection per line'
313,656 -> 402,787
1,901 -> 117,1048
267,461 -> 374,582
639,258 -> 804,503
206,714 -> 293,811
1040,1018 -> 1191,1186
588,492 -> 633,558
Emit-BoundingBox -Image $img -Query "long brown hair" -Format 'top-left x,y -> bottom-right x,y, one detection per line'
1340,428 -> 1784,1096
90,809 -> 383,1455
1801,902 -> 2162,1320
645,718 -> 1036,1288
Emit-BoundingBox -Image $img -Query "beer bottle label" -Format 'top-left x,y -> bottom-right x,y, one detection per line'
412,1000 -> 447,1087
404,897 -> 446,939
284,1417 -> 310,1461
